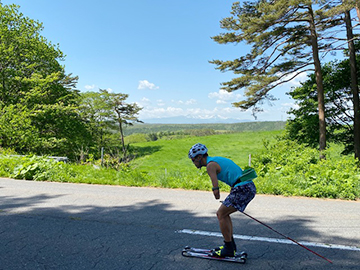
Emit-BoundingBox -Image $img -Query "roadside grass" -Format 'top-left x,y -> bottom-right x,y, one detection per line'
1,129 -> 359,200
252,139 -> 360,200
0,131 -> 280,190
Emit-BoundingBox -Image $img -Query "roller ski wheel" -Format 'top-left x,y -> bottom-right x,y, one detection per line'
182,246 -> 247,264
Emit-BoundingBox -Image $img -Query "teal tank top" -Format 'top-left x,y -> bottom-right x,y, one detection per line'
206,156 -> 244,187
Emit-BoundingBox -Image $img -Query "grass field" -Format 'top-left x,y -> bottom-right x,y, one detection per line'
123,121 -> 286,136
123,130 -> 282,191
1,129 -> 359,200
0,130 -> 281,191
129,130 -> 280,171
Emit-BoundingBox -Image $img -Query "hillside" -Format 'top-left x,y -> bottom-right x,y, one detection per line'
124,121 -> 285,136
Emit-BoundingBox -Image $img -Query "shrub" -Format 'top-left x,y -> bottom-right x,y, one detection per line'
252,139 -> 360,200
10,156 -> 70,181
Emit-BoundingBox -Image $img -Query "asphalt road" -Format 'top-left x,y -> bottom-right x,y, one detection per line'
1,177 -> 359,270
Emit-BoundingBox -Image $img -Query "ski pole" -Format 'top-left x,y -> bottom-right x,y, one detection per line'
241,211 -> 333,264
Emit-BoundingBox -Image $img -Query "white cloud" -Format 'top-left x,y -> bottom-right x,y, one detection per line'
139,106 -> 184,118
136,97 -> 151,107
280,71 -> 309,88
84,84 -> 96,90
281,102 -> 299,110
157,99 -> 166,106
84,85 -> 113,92
185,99 -> 197,105
172,99 -> 197,105
135,93 -> 287,122
208,89 -> 242,104
138,104 -> 250,121
138,80 -> 159,90
216,100 -> 227,104
186,106 -> 246,120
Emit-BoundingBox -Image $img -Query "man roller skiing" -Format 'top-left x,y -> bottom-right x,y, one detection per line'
188,143 -> 256,258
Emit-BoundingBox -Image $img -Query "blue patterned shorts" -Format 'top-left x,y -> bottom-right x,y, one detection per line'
222,182 -> 256,212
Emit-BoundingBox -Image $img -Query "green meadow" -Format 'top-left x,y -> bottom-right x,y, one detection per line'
1,129 -> 359,200
125,131 -> 280,191
0,130 -> 279,190
129,131 -> 277,172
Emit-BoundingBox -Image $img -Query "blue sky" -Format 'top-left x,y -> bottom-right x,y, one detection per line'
3,0 -> 308,123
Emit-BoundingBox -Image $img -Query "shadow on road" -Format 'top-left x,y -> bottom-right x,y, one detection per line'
0,190 -> 358,270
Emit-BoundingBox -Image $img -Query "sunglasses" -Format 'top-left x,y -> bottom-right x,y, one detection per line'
191,155 -> 201,162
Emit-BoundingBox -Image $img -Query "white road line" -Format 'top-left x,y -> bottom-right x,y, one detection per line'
176,229 -> 360,252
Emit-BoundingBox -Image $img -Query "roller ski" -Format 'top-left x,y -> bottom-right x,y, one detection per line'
182,246 -> 247,264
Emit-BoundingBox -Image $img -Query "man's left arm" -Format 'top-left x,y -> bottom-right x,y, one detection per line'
207,162 -> 220,200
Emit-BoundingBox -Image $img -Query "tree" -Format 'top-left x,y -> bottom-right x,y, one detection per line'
79,90 -> 143,158
344,8 -> 360,159
100,89 -> 143,156
78,91 -> 113,151
286,56 -> 360,155
0,104 -> 37,153
0,3 -> 90,159
0,4 -> 73,106
210,0 -> 345,156
324,0 -> 360,159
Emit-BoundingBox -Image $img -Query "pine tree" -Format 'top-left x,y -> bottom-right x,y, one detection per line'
210,0 -> 343,156
324,0 -> 360,159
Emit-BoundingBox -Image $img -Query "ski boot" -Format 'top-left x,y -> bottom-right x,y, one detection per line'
212,237 -> 237,252
211,241 -> 236,258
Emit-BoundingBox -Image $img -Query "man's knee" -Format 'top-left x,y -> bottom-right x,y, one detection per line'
216,207 -> 228,221
217,204 -> 237,220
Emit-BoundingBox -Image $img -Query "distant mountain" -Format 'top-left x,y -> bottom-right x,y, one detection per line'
142,116 -> 254,124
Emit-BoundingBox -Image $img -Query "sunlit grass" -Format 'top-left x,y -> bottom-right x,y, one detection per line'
2,130 -> 359,200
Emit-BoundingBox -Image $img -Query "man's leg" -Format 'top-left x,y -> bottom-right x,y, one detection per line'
216,203 -> 237,242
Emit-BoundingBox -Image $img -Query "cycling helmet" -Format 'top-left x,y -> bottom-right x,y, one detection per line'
188,143 -> 208,159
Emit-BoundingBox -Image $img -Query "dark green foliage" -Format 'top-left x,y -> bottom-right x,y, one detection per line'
286,55 -> 360,154
210,1 -> 332,110
10,155 -> 74,181
0,3 -> 91,159
1,132 -> 359,200
252,138 -> 360,200
77,90 -> 142,161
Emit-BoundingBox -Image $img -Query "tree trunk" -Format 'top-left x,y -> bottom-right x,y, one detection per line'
344,10 -> 360,160
118,119 -> 126,156
308,5 -> 326,158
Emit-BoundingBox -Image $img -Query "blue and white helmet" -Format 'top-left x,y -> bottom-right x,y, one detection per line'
188,143 -> 208,159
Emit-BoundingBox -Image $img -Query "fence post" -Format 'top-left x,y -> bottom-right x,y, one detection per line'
101,147 -> 104,166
